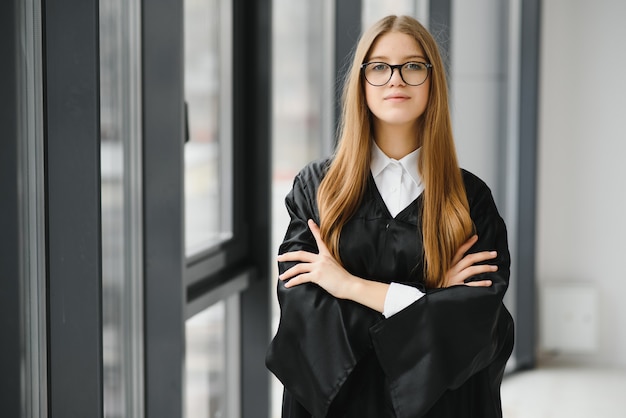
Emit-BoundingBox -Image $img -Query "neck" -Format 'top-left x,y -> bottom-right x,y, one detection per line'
373,120 -> 421,160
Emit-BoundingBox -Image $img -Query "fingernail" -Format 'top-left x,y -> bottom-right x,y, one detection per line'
491,265 -> 498,271
490,251 -> 497,256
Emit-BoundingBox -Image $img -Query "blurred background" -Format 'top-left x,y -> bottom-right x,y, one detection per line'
2,0 -> 625,417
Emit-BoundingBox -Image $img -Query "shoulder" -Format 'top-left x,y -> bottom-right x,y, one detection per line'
460,169 -> 491,197
460,169 -> 498,215
293,157 -> 332,191
283,157 -> 332,217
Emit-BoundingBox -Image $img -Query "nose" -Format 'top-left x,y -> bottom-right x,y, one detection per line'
388,67 -> 406,86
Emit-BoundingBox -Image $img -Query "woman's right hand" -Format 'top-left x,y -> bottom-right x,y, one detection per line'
443,235 -> 498,288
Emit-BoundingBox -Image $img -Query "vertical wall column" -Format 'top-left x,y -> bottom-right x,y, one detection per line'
515,0 -> 541,369
333,0 -> 361,133
235,0 -> 272,417
0,0 -> 22,414
429,0 -> 452,75
44,0 -> 103,416
142,0 -> 185,417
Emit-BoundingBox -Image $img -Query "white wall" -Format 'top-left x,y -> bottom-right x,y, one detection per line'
538,0 -> 626,366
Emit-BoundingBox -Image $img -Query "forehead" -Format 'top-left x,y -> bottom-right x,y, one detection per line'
367,31 -> 425,60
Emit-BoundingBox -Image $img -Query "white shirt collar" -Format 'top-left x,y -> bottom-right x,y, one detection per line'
370,140 -> 421,187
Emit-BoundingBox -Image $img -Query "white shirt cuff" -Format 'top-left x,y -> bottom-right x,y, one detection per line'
383,282 -> 425,318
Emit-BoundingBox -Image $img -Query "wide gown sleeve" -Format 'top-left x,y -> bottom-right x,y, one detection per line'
265,163 -> 382,417
369,172 -> 514,417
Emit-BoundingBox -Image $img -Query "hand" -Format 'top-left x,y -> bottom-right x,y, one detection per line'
443,235 -> 497,288
277,219 -> 357,299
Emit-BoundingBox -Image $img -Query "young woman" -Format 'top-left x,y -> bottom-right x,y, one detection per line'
266,15 -> 514,418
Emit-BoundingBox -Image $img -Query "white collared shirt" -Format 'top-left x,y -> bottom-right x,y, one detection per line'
370,142 -> 423,218
370,141 -> 425,318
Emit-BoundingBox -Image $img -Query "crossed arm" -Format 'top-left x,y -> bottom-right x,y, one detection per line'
277,219 -> 497,313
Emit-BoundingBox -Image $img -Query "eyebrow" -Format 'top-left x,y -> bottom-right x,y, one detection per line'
367,55 -> 427,62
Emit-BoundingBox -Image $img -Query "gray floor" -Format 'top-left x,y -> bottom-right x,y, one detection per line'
501,362 -> 626,417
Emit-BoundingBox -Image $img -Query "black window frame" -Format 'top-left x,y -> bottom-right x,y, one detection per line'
0,0 -> 22,415
43,0 -> 104,416
143,0 -> 272,417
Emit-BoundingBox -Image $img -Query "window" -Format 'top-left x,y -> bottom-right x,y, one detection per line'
183,0 -> 243,416
184,0 -> 233,258
185,301 -> 227,417
185,292 -> 242,418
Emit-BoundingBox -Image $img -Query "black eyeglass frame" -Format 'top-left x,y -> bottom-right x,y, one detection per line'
360,61 -> 433,87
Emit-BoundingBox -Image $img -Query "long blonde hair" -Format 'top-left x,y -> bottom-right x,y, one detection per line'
317,15 -> 474,288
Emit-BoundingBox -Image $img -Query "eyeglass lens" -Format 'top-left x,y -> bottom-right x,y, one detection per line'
363,62 -> 429,86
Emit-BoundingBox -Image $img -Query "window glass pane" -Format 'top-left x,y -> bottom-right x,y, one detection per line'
271,1 -> 332,416
17,0 -> 47,416
100,0 -> 144,417
362,0 -> 426,29
184,0 -> 232,257
185,301 -> 226,418
100,0 -> 127,413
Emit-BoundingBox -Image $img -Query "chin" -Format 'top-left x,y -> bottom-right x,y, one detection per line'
380,115 -> 422,126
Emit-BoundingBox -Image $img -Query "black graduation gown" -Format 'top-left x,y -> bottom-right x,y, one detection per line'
266,159 -> 514,418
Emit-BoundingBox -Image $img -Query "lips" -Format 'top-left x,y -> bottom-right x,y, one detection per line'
384,93 -> 410,101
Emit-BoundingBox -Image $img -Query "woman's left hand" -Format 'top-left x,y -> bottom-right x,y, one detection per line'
443,234 -> 497,288
277,219 -> 357,299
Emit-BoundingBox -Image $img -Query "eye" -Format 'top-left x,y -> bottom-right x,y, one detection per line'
404,62 -> 428,71
370,63 -> 389,72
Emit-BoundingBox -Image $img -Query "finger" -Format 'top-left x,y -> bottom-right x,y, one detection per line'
451,264 -> 498,285
463,263 -> 498,279
283,273 -> 314,288
307,219 -> 329,254
278,250 -> 318,263
452,235 -> 478,265
279,262 -> 312,281
465,279 -> 493,287
455,251 -> 498,271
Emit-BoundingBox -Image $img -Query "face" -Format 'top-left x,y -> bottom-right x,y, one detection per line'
363,31 -> 430,129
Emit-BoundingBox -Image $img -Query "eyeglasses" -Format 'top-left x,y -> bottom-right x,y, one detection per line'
360,61 -> 433,87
